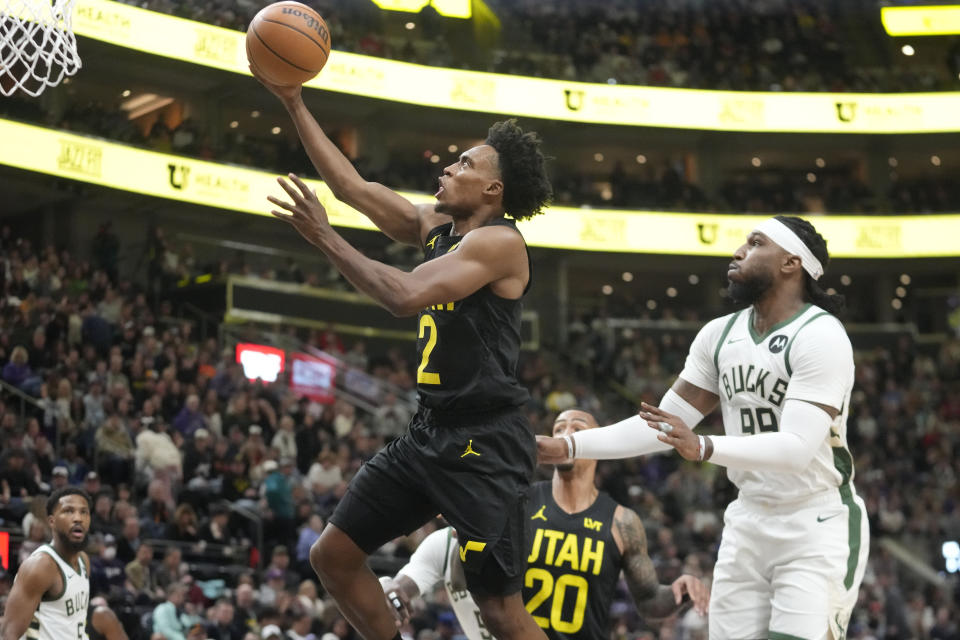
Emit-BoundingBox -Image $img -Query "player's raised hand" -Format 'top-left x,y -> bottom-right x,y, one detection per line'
249,63 -> 302,103
670,574 -> 710,617
638,402 -> 701,461
536,435 -> 571,465
269,173 -> 330,245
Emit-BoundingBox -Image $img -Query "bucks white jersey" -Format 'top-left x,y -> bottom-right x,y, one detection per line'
680,303 -> 855,502
19,544 -> 89,640
397,528 -> 491,640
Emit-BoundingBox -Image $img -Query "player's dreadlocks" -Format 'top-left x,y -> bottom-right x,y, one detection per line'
776,215 -> 846,317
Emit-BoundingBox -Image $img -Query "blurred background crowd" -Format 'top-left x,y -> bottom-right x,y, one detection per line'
0,220 -> 956,640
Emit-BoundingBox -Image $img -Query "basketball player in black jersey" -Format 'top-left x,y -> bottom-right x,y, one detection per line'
381,409 -> 709,640
254,69 -> 552,640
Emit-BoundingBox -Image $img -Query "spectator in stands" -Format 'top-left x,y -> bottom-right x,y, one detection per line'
3,345 -> 41,396
166,503 -> 200,543
135,416 -> 182,480
153,582 -> 193,640
155,547 -> 187,593
232,582 -> 261,636
95,413 -> 135,486
203,597 -> 238,640
125,542 -> 159,601
183,428 -> 214,486
263,458 -> 295,545
49,464 -> 69,491
271,415 -> 297,461
199,500 -> 234,546
372,392 -> 410,438
117,514 -> 142,564
90,533 -> 127,597
140,478 -> 175,538
83,380 -> 108,431
173,393 -> 205,438
286,611 -> 316,640
90,490 -> 117,537
295,515 -> 324,580
0,448 -> 38,520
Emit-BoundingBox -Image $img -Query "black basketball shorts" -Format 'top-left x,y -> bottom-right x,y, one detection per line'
329,406 -> 536,596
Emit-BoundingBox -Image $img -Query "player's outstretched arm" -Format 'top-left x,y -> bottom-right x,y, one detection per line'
536,378 -> 719,464
612,506 -> 709,620
269,175 -> 525,316
251,65 -> 446,247
0,555 -> 54,640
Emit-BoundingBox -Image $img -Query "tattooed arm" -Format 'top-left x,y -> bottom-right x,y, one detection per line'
612,505 -> 709,619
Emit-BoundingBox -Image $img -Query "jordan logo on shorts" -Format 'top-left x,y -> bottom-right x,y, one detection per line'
461,439 -> 481,457
531,505 -> 547,521
459,540 -> 486,562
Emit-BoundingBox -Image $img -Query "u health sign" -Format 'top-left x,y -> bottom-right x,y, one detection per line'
2,119 -> 960,258
69,0 -> 960,134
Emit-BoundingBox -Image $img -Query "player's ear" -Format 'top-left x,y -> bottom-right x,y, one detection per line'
483,179 -> 503,198
781,254 -> 803,275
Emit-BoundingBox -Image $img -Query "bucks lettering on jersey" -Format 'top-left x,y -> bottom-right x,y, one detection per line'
416,220 -> 530,413
20,544 -> 89,640
681,303 -> 857,502
522,482 -> 621,640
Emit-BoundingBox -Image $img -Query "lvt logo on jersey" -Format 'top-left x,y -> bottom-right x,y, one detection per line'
768,334 -> 788,353
583,517 -> 603,532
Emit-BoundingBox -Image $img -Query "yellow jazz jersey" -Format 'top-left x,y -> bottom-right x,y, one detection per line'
522,481 -> 621,640
679,303 -> 857,502
19,544 -> 89,640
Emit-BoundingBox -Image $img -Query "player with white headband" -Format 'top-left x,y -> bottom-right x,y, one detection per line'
538,216 -> 868,640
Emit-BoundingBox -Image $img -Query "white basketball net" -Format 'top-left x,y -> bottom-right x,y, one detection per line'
0,0 -> 81,97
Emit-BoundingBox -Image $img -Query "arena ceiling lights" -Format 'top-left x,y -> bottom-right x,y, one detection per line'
71,0 -> 960,134
881,5 -> 960,36
4,117 -> 960,259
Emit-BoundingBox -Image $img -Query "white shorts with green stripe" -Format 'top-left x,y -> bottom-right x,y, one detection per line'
708,487 -> 869,640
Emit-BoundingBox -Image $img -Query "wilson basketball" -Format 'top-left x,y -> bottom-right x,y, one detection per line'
246,2 -> 331,86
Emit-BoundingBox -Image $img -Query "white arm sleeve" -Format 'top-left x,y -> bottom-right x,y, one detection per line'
396,528 -> 451,596
572,318 -> 728,461
709,399 -> 832,472
572,414 -> 674,460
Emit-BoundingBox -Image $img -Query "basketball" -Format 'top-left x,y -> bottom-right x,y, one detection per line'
246,1 -> 331,87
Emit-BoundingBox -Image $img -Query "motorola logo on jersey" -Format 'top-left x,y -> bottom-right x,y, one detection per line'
768,334 -> 788,353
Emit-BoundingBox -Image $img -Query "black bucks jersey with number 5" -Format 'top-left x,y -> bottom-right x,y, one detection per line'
523,481 -> 621,640
416,219 -> 530,413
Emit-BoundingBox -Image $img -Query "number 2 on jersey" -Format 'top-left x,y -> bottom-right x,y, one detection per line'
524,568 -> 588,633
417,315 -> 441,385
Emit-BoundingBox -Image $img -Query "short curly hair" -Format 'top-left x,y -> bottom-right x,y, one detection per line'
485,120 -> 552,221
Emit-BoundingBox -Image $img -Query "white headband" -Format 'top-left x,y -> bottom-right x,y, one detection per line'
753,218 -> 824,281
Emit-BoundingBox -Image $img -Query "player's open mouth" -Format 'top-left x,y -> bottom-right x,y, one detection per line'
70,526 -> 84,537
435,186 -> 444,198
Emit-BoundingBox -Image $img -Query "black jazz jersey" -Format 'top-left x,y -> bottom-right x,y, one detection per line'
522,481 -> 622,640
415,219 -> 530,414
